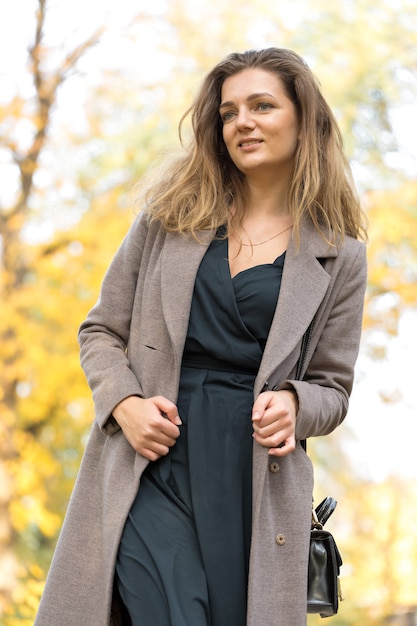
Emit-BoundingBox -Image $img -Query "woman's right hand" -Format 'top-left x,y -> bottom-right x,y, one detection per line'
112,395 -> 182,461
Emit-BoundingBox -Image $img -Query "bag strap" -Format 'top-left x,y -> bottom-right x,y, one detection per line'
295,260 -> 326,452
314,496 -> 338,527
296,320 -> 314,452
295,320 -> 314,381
297,315 -> 339,529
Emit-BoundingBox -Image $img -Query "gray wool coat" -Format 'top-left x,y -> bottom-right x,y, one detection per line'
35,212 -> 367,626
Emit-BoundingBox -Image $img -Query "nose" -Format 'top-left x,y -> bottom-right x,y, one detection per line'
235,107 -> 256,130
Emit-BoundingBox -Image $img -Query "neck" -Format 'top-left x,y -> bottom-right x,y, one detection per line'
243,178 -> 291,219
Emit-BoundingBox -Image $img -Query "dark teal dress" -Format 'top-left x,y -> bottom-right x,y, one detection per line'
116,233 -> 285,626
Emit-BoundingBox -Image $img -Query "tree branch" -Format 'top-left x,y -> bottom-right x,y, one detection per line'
11,0 -> 103,220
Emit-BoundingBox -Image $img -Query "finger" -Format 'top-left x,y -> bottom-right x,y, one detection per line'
252,421 -> 279,438
154,396 -> 182,426
253,418 -> 294,446
136,430 -> 179,458
253,430 -> 286,449
252,411 -> 292,436
252,392 -> 274,422
158,418 -> 181,440
164,407 -> 182,426
139,444 -> 170,462
128,417 -> 179,451
268,435 -> 296,457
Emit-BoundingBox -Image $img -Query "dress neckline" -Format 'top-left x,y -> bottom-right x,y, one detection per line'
222,235 -> 286,280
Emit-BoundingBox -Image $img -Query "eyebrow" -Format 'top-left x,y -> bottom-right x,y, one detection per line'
219,92 -> 277,109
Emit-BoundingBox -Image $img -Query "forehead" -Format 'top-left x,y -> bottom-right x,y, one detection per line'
220,68 -> 287,101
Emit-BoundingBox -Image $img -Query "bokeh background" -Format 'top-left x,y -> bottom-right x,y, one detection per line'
0,0 -> 416,623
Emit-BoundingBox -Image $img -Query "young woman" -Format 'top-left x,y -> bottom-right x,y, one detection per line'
35,48 -> 367,626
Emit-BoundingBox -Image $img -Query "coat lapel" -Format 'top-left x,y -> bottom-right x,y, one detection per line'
160,229 -> 215,366
255,220 -> 337,394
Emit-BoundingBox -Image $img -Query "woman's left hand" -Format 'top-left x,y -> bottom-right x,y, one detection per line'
252,390 -> 299,457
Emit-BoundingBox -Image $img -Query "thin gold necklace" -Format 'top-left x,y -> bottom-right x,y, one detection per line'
232,224 -> 293,247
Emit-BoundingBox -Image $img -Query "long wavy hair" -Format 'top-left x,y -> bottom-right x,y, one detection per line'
140,48 -> 367,243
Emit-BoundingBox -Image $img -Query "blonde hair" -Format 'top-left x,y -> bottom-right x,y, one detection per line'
140,48 -> 367,243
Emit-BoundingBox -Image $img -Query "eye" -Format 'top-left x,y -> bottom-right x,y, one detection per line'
220,110 -> 236,123
256,102 -> 273,112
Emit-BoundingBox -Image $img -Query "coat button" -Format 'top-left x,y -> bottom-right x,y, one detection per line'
272,385 -> 278,391
269,461 -> 280,473
275,534 -> 286,546
261,381 -> 269,392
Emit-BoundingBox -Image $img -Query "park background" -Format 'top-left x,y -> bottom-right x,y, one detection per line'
0,0 -> 416,623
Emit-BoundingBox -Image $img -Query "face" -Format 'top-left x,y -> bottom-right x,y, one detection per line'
219,68 -> 300,180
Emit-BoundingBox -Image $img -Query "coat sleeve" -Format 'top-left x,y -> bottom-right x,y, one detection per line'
78,212 -> 150,434
281,240 -> 367,439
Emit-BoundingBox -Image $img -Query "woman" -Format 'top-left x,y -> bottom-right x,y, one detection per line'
35,48 -> 367,626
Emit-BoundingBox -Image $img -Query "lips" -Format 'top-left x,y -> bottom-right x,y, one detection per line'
238,139 -> 262,147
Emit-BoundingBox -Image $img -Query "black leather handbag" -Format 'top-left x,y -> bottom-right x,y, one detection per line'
308,497 -> 343,617
296,324 -> 343,618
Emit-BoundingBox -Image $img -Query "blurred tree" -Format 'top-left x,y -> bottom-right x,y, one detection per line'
280,0 -> 417,188
364,180 -> 417,345
0,0 -> 104,618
